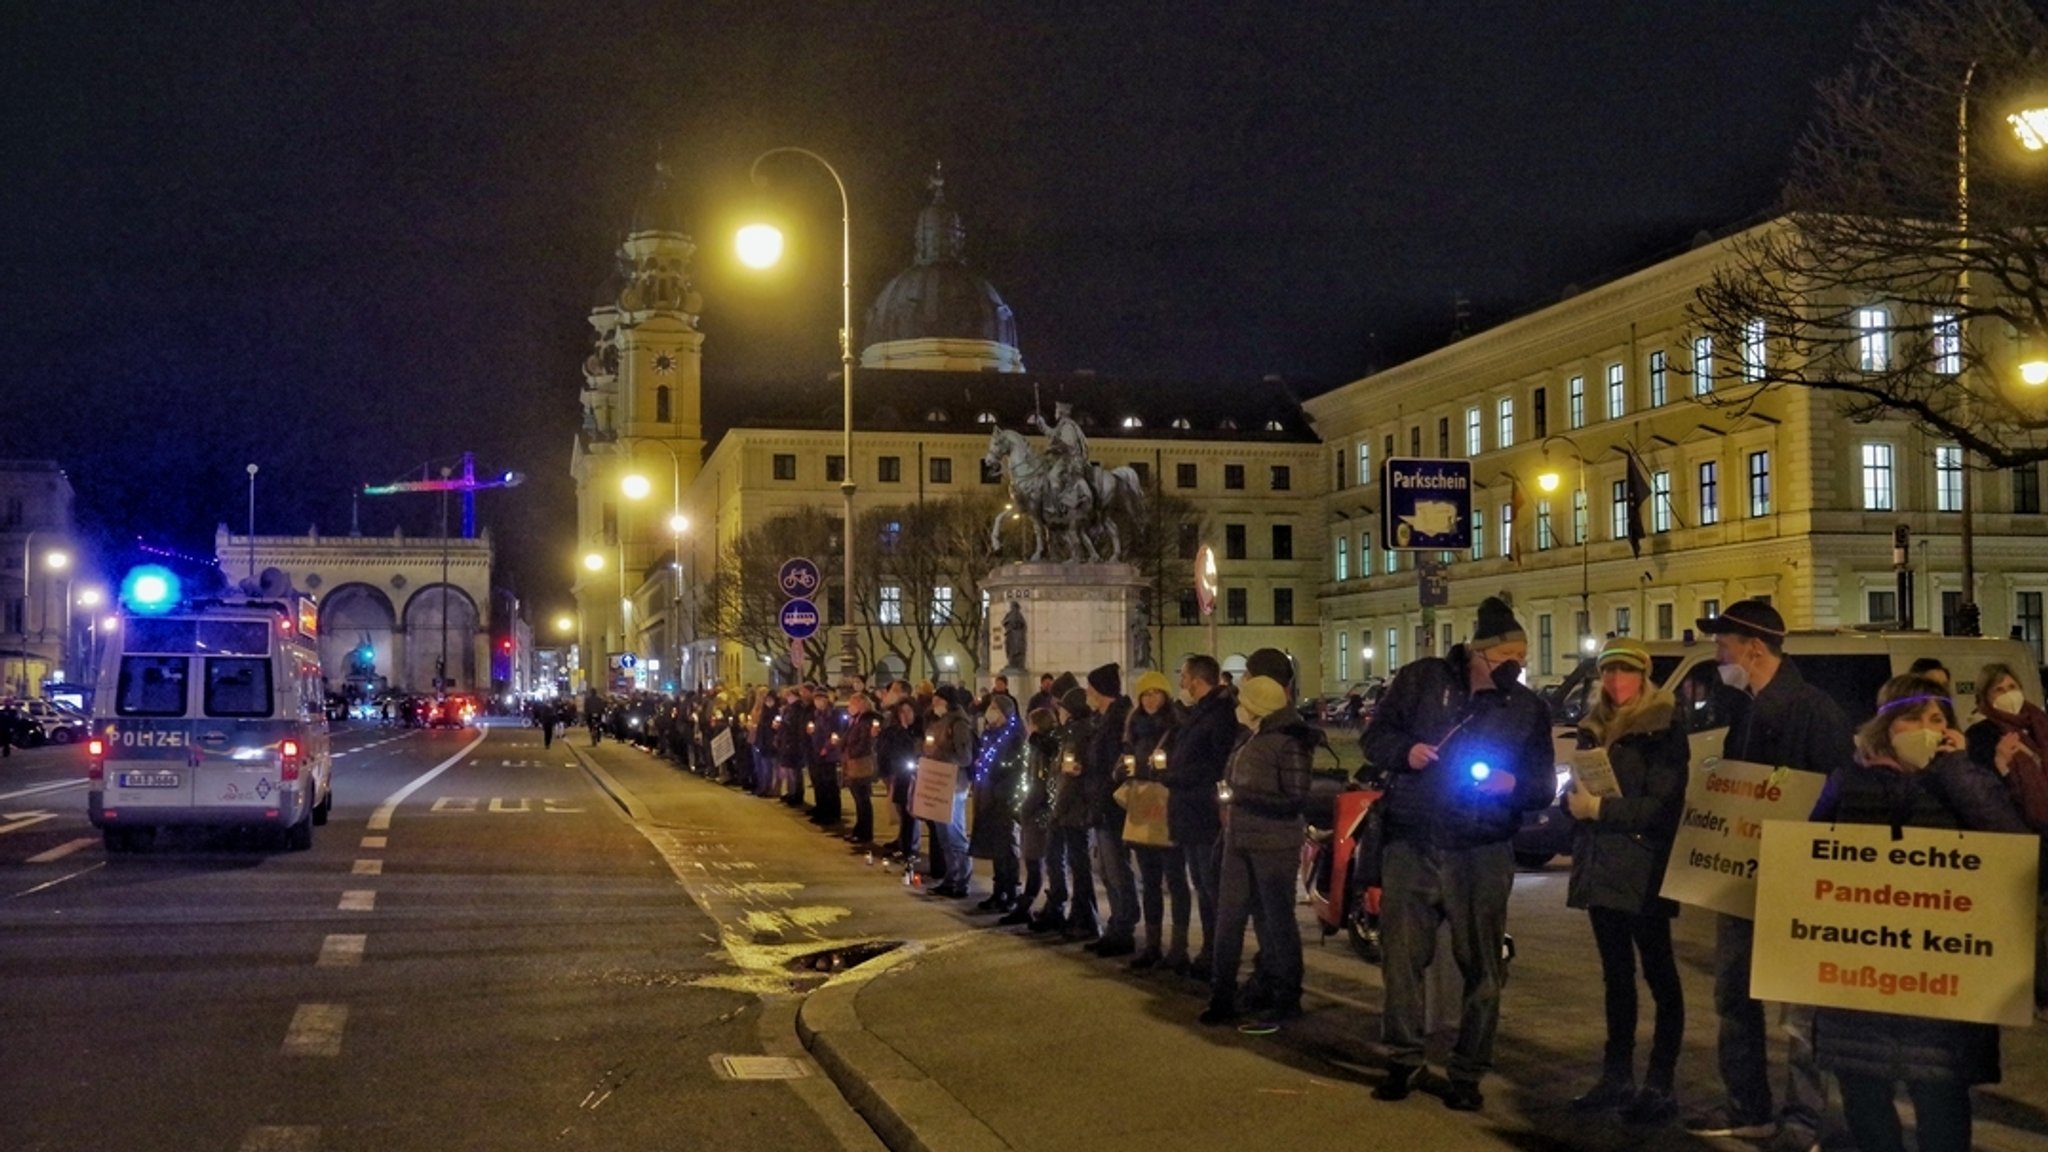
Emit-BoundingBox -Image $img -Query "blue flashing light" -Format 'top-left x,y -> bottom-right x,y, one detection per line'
120,565 -> 183,614
1468,761 -> 1492,782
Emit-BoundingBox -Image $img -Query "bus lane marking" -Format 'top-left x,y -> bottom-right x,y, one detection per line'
368,729 -> 488,831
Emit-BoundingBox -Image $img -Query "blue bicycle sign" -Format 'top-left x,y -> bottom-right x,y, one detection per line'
778,557 -> 822,599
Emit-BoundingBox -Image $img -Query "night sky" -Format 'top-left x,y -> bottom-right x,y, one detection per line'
0,1 -> 1879,617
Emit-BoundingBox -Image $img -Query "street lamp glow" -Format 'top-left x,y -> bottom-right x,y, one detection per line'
736,223 -> 785,269
46,550 -> 69,571
1581,635 -> 1600,654
621,473 -> 652,500
78,588 -> 103,607
583,552 -> 605,572
2008,106 -> 2048,151
555,615 -> 573,634
669,514 -> 689,534
2022,358 -> 2048,386
1537,470 -> 1562,493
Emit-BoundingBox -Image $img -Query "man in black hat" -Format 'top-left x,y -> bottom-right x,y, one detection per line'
1685,599 -> 1851,1150
1363,596 -> 1556,1112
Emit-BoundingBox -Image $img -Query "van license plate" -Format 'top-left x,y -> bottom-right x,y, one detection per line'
118,772 -> 181,789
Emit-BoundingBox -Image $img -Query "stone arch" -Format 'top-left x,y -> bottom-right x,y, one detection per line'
319,583 -> 398,695
402,584 -> 480,692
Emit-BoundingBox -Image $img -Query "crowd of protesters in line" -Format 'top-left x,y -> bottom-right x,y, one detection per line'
540,592 -> 2048,1152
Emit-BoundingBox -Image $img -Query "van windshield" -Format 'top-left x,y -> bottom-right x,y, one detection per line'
116,656 -> 189,717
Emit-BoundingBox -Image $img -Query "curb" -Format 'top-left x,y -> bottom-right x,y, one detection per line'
797,934 -> 1012,1152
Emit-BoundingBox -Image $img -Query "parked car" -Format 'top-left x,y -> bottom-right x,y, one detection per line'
3,698 -> 90,746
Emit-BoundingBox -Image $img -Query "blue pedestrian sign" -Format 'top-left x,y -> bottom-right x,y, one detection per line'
780,597 -> 821,640
778,557 -> 822,599
1380,457 -> 1473,551
619,653 -> 638,670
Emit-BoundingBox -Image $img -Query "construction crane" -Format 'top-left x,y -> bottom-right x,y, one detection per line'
362,452 -> 524,539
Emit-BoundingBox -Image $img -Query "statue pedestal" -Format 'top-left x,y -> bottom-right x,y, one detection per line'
985,561 -> 1150,689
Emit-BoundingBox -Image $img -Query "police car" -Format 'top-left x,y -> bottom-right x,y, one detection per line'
87,566 -> 334,852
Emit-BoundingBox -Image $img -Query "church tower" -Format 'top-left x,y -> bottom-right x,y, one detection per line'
570,162 -> 706,684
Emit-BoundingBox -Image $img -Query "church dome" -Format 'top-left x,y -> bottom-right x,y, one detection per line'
862,166 -> 1019,354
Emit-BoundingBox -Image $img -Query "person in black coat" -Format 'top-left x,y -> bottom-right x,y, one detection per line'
1165,655 -> 1235,981
1810,674 -> 2029,1152
1362,596 -> 1556,1112
1560,637 -> 1690,1125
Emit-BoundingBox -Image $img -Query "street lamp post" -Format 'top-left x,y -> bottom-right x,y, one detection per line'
739,146 -> 858,682
245,463 -> 259,582
1537,435 -> 1593,654
17,531 -> 68,698
618,436 -> 692,691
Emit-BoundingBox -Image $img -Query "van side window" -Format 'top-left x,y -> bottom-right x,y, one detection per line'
205,657 -> 274,718
1794,655 -> 1893,728
1675,662 -> 1735,735
116,657 -> 188,717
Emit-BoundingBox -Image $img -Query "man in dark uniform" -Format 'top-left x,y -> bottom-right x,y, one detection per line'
1685,600 -> 1851,1152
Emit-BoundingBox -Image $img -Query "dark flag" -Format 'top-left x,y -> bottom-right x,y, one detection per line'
1624,447 -> 1651,558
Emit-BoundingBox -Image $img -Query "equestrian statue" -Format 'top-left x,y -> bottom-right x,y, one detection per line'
983,400 -> 1147,563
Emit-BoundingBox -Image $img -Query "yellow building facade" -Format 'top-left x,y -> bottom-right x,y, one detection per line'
1305,223 -> 2048,688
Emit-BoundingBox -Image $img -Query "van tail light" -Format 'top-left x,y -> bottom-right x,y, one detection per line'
87,737 -> 105,782
280,738 -> 301,781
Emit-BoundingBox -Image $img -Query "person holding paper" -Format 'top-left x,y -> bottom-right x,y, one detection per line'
1689,599 -> 1852,1151
1809,674 -> 2027,1152
1562,637 -> 1691,1126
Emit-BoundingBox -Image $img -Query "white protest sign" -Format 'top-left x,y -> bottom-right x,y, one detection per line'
1751,820 -> 2039,1027
910,757 -> 959,823
711,729 -> 736,766
1659,757 -> 1827,918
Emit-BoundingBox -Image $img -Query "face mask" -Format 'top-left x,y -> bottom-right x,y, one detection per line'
1892,727 -> 1944,771
1489,659 -> 1523,692
1993,690 -> 2026,716
1235,706 -> 1256,730
1717,662 -> 1749,691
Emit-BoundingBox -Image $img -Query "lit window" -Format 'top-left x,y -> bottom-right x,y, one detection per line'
1747,450 -> 1771,516
925,408 -> 949,423
1606,363 -> 1625,419
1862,443 -> 1895,510
1465,406 -> 1481,456
1334,537 -> 1349,581
1537,500 -> 1554,550
1497,397 -> 1515,447
1649,349 -> 1668,407
930,585 -> 954,626
1171,416 -> 1191,430
1567,376 -> 1585,429
1121,415 -> 1143,429
879,584 -> 902,625
976,410 -> 998,425
1651,470 -> 1672,532
1469,507 -> 1486,561
1357,441 -> 1372,484
1337,631 -> 1349,682
1698,461 -> 1720,525
1572,489 -> 1587,545
1932,311 -> 1961,376
1500,501 -> 1514,559
1857,306 -> 1890,372
1741,318 -> 1767,382
1359,531 -> 1373,577
1611,480 -> 1628,540
1935,445 -> 1963,512
1692,335 -> 1714,396
1264,419 -> 1285,432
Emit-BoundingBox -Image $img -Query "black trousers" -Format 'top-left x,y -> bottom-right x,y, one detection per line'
1587,904 -> 1684,1091
1837,1072 -> 1973,1152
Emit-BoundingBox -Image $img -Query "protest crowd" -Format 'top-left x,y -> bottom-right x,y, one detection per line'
538,594 -> 2048,1152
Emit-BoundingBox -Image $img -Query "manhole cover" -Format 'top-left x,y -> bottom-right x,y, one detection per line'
716,1054 -> 810,1080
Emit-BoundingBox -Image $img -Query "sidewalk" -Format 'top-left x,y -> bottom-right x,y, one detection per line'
566,734 -> 2048,1152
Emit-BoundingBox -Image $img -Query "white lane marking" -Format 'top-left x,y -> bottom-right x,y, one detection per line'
0,812 -> 58,835
351,859 -> 383,876
338,890 -> 376,911
281,1004 -> 347,1057
368,729 -> 488,831
0,779 -> 87,803
238,1125 -> 320,1152
26,837 -> 97,863
488,798 -> 530,813
317,934 -> 366,967
8,861 -> 104,898
360,836 -> 387,849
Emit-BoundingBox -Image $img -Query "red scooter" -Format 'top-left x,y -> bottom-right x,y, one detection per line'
1304,780 -> 1385,962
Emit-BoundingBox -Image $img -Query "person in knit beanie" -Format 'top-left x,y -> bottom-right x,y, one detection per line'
1359,594 -> 1554,1112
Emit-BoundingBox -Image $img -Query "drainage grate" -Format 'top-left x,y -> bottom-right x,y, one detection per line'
716,1054 -> 810,1080
783,940 -> 903,976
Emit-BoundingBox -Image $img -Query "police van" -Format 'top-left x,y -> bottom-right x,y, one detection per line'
88,566 -> 334,852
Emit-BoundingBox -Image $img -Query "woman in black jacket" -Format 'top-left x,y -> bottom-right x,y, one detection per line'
1812,674 -> 2029,1152
1562,637 -> 1690,1125
876,698 -> 923,866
